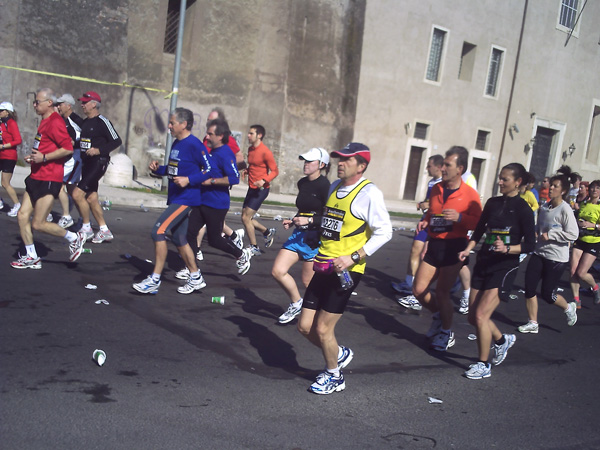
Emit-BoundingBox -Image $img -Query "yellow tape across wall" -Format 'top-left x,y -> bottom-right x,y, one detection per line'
0,65 -> 174,99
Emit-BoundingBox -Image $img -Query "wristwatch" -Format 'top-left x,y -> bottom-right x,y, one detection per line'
210,178 -> 216,185
351,251 -> 361,263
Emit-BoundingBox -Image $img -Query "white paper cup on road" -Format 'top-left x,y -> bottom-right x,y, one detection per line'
92,349 -> 106,366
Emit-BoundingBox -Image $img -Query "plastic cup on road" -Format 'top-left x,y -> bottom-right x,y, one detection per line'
92,349 -> 106,366
211,296 -> 225,305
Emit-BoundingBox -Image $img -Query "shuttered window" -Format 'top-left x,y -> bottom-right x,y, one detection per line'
426,28 -> 447,82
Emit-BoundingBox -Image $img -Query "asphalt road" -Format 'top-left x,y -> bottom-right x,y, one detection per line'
1,203 -> 599,449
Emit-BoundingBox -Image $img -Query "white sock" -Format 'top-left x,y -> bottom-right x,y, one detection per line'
151,273 -> 161,282
64,231 -> 77,242
337,346 -> 343,359
463,289 -> 470,298
62,214 -> 72,220
82,222 -> 92,231
292,298 -> 303,307
100,225 -> 109,232
26,244 -> 38,259
328,367 -> 340,377
190,271 -> 201,279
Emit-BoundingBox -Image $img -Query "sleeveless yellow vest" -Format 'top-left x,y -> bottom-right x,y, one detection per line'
319,179 -> 371,274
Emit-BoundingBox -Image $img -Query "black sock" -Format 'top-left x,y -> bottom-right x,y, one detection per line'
263,230 -> 269,236
496,336 -> 506,346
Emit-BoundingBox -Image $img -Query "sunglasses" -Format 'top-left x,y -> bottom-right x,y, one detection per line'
33,99 -> 51,106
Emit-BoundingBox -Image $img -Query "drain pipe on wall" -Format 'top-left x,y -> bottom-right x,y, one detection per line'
492,0 -> 528,195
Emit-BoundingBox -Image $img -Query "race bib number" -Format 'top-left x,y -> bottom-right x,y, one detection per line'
80,138 -> 91,151
167,159 -> 179,179
430,214 -> 453,233
484,227 -> 511,245
321,206 -> 345,240
33,133 -> 42,150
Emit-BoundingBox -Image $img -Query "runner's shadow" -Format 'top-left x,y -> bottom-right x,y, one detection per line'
346,304 -> 469,368
233,287 -> 281,320
224,315 -> 314,380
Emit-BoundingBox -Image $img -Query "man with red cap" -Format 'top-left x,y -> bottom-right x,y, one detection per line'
297,142 -> 392,395
72,91 -> 122,243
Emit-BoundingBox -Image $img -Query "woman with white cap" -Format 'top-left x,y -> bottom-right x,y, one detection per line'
0,101 -> 22,216
272,147 -> 330,324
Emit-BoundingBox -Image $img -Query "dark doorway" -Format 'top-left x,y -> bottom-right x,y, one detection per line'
403,146 -> 425,200
530,127 -> 556,184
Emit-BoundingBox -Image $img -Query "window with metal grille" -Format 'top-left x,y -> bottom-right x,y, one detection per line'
485,47 -> 504,97
163,0 -> 196,54
426,28 -> 447,82
559,0 -> 578,29
414,122 -> 429,140
475,130 -> 490,150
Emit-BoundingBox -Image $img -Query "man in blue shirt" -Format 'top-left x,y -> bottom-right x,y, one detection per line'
133,108 -> 212,295
183,118 -> 252,278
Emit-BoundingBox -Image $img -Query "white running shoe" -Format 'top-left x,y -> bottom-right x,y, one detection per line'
177,276 -> 206,294
196,250 -> 204,261
175,267 -> 190,280
58,216 -> 74,229
0,198 -> 3,210
518,321 -> 539,334
236,247 -> 252,275
7,203 -> 20,217
231,228 -> 245,250
337,346 -> 354,369
458,295 -> 469,314
133,276 -> 161,294
92,229 -> 114,243
492,334 -> 516,366
10,254 -> 42,270
68,231 -> 87,262
464,362 -> 492,379
46,213 -> 54,222
565,302 -> 577,326
278,300 -> 303,324
81,228 -> 94,240
309,371 -> 345,395
248,245 -> 261,256
397,294 -> 422,311
264,228 -> 276,248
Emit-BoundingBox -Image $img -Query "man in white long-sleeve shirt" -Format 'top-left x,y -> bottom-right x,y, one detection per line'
297,142 -> 393,395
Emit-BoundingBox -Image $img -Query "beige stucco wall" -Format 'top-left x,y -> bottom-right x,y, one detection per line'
504,0 -> 600,183
354,0 -> 600,200
0,0 -> 365,195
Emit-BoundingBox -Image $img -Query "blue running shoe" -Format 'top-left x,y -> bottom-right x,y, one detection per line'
309,371 -> 345,395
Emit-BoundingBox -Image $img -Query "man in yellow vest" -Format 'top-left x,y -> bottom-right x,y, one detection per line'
297,143 -> 392,395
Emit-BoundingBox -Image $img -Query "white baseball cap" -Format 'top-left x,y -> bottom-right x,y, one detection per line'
56,93 -> 76,105
299,147 -> 330,165
0,102 -> 14,112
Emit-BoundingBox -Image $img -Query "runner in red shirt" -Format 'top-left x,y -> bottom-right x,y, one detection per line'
11,88 -> 87,270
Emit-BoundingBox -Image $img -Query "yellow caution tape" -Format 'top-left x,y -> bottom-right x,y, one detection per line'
0,65 -> 175,99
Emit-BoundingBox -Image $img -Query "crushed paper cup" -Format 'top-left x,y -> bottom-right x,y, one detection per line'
85,284 -> 98,290
92,349 -> 106,366
428,397 -> 443,404
467,334 -> 477,340
95,299 -> 109,305
211,296 -> 225,305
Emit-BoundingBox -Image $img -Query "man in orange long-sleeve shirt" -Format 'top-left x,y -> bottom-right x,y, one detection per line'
413,146 -> 482,352
242,124 -> 279,255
